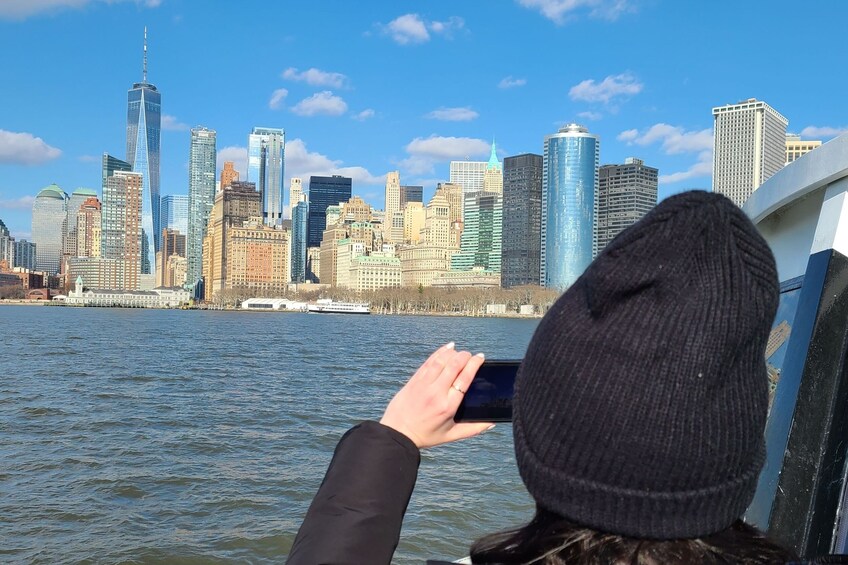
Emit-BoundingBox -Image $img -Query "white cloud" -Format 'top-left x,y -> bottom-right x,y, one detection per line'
379,13 -> 465,45
399,135 -> 491,175
0,129 -> 62,165
578,111 -> 603,121
569,73 -> 643,104
161,114 -> 189,131
425,107 -> 479,122
286,139 -> 384,186
617,123 -> 712,154
659,151 -> 713,185
78,154 -> 99,163
291,91 -> 348,117
352,109 -> 375,121
800,126 -> 848,139
269,88 -> 288,110
282,67 -> 348,89
498,76 -> 527,89
217,146 -> 248,179
0,196 -> 36,210
0,0 -> 160,20
518,0 -> 633,24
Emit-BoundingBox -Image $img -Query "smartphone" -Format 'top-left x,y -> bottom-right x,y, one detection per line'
454,360 -> 521,423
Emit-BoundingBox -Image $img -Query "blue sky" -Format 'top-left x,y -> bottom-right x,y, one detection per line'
1,0 -> 847,240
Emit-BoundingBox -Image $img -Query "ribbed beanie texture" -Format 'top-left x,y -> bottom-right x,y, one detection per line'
513,190 -> 779,539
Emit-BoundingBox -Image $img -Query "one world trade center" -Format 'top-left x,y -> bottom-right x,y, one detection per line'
126,27 -> 161,276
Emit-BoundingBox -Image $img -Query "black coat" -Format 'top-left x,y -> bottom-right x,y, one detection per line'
287,421 -> 420,564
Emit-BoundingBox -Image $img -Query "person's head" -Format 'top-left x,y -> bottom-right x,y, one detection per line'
485,191 -> 787,562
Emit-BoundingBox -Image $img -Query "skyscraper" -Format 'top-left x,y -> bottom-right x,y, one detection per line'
482,141 -> 503,194
64,188 -> 97,261
384,171 -> 401,242
31,184 -> 68,275
0,218 -> 13,268
785,133 -> 822,164
247,127 -> 285,226
597,158 -> 658,252
289,177 -> 303,214
126,27 -> 161,275
307,175 -> 352,248
186,126 -> 217,288
451,191 -> 503,273
399,185 -> 423,209
292,198 -> 308,284
712,98 -> 788,206
220,161 -> 239,192
502,153 -> 542,288
449,160 -> 487,194
76,197 -> 102,258
14,240 -> 36,270
160,194 -> 189,235
102,171 -> 143,289
542,123 -> 599,290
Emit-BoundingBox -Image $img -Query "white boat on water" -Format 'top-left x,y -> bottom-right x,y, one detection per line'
307,298 -> 370,314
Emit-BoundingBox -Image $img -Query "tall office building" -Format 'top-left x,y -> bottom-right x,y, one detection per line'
76,196 -> 102,258
14,240 -> 36,270
289,178 -> 303,213
220,161 -> 239,192
160,195 -> 189,235
542,123 -> 599,290
712,98 -> 788,206
786,133 -> 822,164
482,141 -> 503,194
400,185 -> 423,209
384,171 -> 401,242
126,28 -> 161,275
0,219 -> 13,268
292,198 -> 308,283
451,191 -> 503,274
597,158 -> 658,252
31,184 -> 68,274
247,127 -> 285,226
102,171 -> 143,289
63,188 -> 97,261
307,175 -> 352,247
186,126 -> 217,288
103,153 -> 133,189
502,153 -> 542,288
450,160 -> 487,194
158,228 -> 186,287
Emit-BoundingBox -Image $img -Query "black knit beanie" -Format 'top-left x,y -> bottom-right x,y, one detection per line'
513,190 -> 779,539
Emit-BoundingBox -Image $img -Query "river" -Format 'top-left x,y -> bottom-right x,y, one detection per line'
0,306 -> 540,564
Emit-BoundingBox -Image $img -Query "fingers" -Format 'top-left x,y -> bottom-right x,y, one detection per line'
434,349 -> 473,389
411,342 -> 455,384
447,353 -> 485,405
446,422 -> 495,443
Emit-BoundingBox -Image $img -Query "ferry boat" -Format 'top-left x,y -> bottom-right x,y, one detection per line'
307,298 -> 370,315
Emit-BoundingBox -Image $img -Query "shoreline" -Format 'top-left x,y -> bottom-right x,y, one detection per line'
0,300 -> 544,318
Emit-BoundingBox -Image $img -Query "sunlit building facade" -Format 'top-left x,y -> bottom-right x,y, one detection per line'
785,133 -> 822,164
248,127 -> 285,226
542,124 -> 599,290
451,191 -> 503,274
187,126 -> 217,288
31,184 -> 68,275
160,194 -> 189,235
76,196 -> 102,258
449,160 -> 486,195
126,35 -> 161,275
102,171 -> 143,289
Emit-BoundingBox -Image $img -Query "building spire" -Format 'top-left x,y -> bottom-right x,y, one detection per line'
143,26 -> 148,83
487,138 -> 500,170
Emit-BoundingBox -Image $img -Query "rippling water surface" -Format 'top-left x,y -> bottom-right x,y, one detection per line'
1,306 -> 539,564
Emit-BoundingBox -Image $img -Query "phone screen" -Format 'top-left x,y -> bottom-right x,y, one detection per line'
454,360 -> 520,423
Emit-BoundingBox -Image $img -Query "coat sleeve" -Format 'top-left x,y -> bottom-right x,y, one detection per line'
286,420 -> 421,565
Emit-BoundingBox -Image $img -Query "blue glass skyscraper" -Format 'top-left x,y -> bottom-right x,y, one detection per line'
126,28 -> 161,276
307,175 -> 352,248
248,127 -> 285,226
541,124 -> 599,290
292,200 -> 308,283
160,195 -> 189,235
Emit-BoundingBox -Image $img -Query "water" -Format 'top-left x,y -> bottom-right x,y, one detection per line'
0,307 -> 539,564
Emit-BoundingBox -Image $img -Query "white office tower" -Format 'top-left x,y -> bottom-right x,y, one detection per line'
449,160 -> 487,195
384,171 -> 401,242
712,98 -> 788,207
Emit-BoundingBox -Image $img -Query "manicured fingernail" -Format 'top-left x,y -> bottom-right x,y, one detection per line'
476,353 -> 485,359
485,424 -> 496,432
446,342 -> 455,349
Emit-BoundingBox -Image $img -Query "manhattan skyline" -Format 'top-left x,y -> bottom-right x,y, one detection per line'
1,0 -> 847,242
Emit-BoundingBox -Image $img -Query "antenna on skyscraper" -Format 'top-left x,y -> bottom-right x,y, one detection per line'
143,26 -> 148,83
